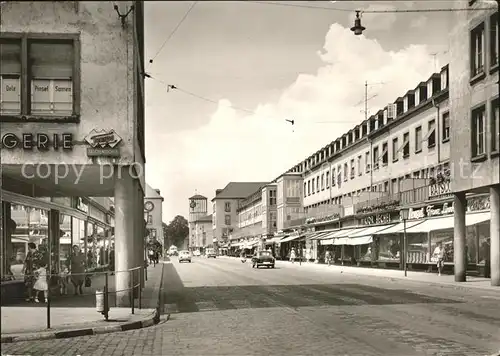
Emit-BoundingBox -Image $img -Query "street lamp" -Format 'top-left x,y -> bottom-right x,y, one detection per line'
400,207 -> 410,277
350,11 -> 366,36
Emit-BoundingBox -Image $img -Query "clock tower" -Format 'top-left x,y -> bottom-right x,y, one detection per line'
188,193 -> 208,223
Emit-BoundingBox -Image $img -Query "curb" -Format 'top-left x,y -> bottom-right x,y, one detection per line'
0,264 -> 168,344
0,309 -> 159,343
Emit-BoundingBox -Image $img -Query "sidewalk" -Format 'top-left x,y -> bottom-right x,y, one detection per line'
0,261 -> 165,343
221,256 -> 497,291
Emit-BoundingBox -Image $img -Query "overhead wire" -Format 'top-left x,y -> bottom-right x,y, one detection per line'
244,1 -> 497,13
149,1 -> 198,64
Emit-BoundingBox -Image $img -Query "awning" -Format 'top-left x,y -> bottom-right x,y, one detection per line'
372,220 -> 424,235
309,231 -> 335,240
466,212 -> 490,226
404,212 -> 490,234
329,227 -> 368,238
348,224 -> 396,238
264,236 -> 282,245
325,235 -> 374,246
280,234 -> 305,243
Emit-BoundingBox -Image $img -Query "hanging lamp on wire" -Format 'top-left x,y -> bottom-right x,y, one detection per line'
350,10 -> 366,36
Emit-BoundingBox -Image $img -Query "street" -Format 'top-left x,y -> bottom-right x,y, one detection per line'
2,257 -> 500,356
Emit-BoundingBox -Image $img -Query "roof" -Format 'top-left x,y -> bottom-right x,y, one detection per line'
211,182 -> 268,201
145,184 -> 163,200
190,194 -> 207,200
195,214 -> 212,223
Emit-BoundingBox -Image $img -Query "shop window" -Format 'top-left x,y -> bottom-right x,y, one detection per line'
0,39 -> 21,115
4,205 -> 50,281
471,105 -> 486,157
442,111 -> 450,142
470,22 -> 485,77
492,98 -> 499,152
415,126 -> 423,153
407,234 -> 429,264
376,236 -> 401,262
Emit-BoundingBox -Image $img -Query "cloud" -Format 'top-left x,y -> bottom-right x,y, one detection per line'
410,16 -> 428,29
151,22 -> 437,220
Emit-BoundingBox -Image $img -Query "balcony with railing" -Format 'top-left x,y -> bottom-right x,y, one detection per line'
354,192 -> 401,215
281,204 -> 344,228
400,173 -> 452,206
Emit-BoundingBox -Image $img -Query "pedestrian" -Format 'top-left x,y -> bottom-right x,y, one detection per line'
432,242 -> 445,276
22,242 -> 39,302
148,249 -> 155,266
290,247 -> 296,264
70,245 -> 85,295
325,250 -> 332,266
33,263 -> 49,303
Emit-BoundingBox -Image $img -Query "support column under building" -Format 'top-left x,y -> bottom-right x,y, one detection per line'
490,185 -> 500,287
453,191 -> 467,282
114,166 -> 135,307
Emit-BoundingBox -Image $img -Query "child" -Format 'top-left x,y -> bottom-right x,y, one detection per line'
33,264 -> 49,303
59,266 -> 70,295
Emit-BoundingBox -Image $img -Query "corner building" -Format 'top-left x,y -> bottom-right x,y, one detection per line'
0,1 -> 147,305
449,0 -> 499,285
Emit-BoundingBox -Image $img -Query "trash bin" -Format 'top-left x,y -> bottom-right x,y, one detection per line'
95,290 -> 108,315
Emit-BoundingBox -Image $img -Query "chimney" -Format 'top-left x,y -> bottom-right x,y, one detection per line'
155,189 -> 161,195
216,189 -> 223,195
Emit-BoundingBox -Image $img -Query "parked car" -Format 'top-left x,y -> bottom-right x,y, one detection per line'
178,250 -> 192,263
193,250 -> 201,257
251,251 -> 275,269
206,248 -> 216,258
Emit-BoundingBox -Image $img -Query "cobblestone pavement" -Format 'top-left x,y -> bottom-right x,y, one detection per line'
2,257 -> 499,356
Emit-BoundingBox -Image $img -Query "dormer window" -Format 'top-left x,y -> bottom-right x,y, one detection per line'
419,86 -> 428,102
432,77 -> 441,95
396,100 -> 404,115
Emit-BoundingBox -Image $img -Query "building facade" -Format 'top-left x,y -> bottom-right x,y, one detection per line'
144,185 -> 164,250
211,182 -> 267,250
448,0 -> 499,285
191,214 -> 214,251
0,1 -> 146,305
188,194 -> 208,250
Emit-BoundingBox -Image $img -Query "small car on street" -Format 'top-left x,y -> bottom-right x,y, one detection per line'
206,248 -> 217,258
178,250 -> 192,263
251,250 -> 275,269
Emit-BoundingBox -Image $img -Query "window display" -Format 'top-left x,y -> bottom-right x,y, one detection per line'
377,235 -> 400,261
407,233 -> 429,264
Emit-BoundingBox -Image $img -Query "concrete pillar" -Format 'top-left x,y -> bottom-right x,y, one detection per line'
453,191 -> 467,282
114,166 -> 135,307
490,185 -> 500,286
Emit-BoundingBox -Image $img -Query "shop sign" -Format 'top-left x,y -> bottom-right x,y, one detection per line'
467,196 -> 490,212
406,202 -> 454,220
1,133 -> 73,150
428,180 -> 452,199
75,197 -> 89,213
361,212 -> 392,225
84,129 -> 122,157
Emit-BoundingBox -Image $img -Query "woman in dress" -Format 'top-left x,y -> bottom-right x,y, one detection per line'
70,245 -> 85,295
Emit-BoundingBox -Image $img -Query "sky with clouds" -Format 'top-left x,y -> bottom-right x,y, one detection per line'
143,0 -> 460,223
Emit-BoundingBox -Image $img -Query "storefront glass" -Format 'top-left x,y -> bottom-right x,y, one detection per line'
86,222 -> 97,268
376,235 -> 400,261
477,223 -> 490,265
407,233 -> 429,264
70,217 -> 86,268
8,204 -> 49,280
59,213 -> 72,272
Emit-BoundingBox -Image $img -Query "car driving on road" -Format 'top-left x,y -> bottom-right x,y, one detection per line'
178,250 -> 192,263
251,250 -> 275,269
206,248 -> 216,258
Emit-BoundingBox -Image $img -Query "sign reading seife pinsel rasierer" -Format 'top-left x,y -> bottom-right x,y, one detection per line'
84,129 -> 122,157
